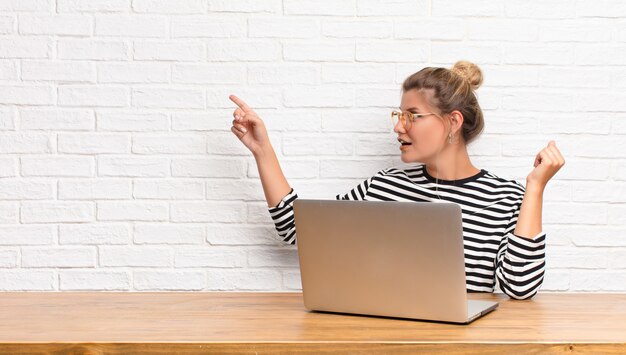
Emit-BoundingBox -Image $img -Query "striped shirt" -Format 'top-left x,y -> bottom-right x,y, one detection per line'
268,163 -> 546,300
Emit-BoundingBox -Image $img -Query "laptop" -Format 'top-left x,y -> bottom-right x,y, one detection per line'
292,199 -> 498,324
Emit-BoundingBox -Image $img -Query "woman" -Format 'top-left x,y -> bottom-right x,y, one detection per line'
229,60 -> 565,300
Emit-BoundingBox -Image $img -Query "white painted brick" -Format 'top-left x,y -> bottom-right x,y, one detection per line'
171,18 -> 245,38
174,246 -> 245,267
320,159 -> 395,178
60,224 -> 130,244
0,225 -> 55,245
205,179 -> 264,201
58,85 -> 129,107
248,18 -> 318,38
247,248 -> 299,267
355,88 -> 402,108
0,158 -> 16,178
248,64 -> 319,85
0,249 -> 18,267
544,202 -> 607,225
608,249 -> 626,268
573,92 -> 626,112
21,202 -> 94,223
171,158 -> 246,178
248,159 -> 319,179
97,62 -> 169,83
323,20 -> 392,39
207,132 -> 264,156
282,270 -> 302,290
132,134 -> 206,154
247,202 -> 275,224
58,133 -> 130,154
358,0 -> 429,16
97,201 -> 168,221
57,0 -> 130,13
282,134 -> 353,156
322,64 -> 395,84
95,15 -> 167,37
60,270 -> 130,290
206,269 -> 281,290
0,133 -> 52,153
573,181 -> 626,203
206,39 -> 280,61
356,134 -> 407,156
481,65 -> 539,87
170,201 -> 246,223
0,86 -> 54,105
21,156 -> 94,177
0,271 -> 54,291
57,40 -> 129,60
22,247 -> 95,267
541,270 -> 569,291
0,0 -> 52,12
432,0 -> 502,17
171,111 -> 229,131
97,111 -> 168,131
283,40 -> 355,62
0,38 -> 50,58
570,271 -> 626,292
133,0 -> 205,13
539,20 -> 611,42
134,223 -> 205,244
571,137 -> 626,159
501,90 -> 572,112
208,0 -> 281,13
133,179 -> 204,199
0,60 -> 18,80
468,19 -> 538,41
0,16 -> 16,34
98,156 -> 169,177
58,179 -> 131,199
19,15 -> 92,36
100,246 -> 171,267
284,0 -> 355,16
431,42 -> 500,65
20,108 -> 94,131
396,19 -> 465,40
504,44 -> 574,65
538,68 -> 610,89
133,41 -> 204,61
505,0 -> 576,19
0,202 -> 18,223
256,110 -> 321,132
207,87 -> 281,109
206,224 -> 278,246
608,205 -> 626,225
172,64 -> 244,84
134,270 -> 205,290
283,86 -> 353,108
321,109 -> 390,133
546,247 -> 609,269
576,0 -> 626,18
356,40 -> 429,62
0,180 -> 53,200
132,88 -> 204,109
613,160 -> 626,181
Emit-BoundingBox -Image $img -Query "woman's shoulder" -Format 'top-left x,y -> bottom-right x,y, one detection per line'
478,169 -> 526,198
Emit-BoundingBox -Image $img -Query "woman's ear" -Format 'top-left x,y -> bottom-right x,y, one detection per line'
449,110 -> 464,134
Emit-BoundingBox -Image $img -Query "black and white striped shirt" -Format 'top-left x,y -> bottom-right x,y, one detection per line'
268,163 -> 546,300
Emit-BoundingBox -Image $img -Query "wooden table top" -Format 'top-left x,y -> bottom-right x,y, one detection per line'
1,292 -> 625,353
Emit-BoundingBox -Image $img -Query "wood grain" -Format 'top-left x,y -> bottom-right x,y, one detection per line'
0,292 -> 625,353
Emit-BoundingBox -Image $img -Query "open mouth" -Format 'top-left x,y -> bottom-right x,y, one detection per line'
398,138 -> 412,146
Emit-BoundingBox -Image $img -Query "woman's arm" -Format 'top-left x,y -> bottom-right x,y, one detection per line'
229,94 -> 292,208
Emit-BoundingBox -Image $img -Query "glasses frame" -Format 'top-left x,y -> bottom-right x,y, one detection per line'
391,110 -> 442,130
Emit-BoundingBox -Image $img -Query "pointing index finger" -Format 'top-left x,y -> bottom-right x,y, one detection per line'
229,94 -> 251,112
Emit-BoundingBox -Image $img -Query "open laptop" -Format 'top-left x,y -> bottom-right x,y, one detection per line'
292,199 -> 498,324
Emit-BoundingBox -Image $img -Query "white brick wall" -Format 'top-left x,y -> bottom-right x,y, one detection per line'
0,0 -> 624,293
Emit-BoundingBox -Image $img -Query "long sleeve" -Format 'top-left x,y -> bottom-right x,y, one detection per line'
495,200 -> 546,300
267,171 -> 384,245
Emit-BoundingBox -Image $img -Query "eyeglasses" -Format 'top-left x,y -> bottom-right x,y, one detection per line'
391,110 -> 440,130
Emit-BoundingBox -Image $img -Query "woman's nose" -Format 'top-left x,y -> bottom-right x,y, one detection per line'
393,119 -> 406,134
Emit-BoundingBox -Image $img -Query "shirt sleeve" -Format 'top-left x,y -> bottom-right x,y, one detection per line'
267,170 -> 384,245
495,196 -> 546,300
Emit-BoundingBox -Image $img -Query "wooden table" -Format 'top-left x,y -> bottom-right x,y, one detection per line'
0,292 -> 625,354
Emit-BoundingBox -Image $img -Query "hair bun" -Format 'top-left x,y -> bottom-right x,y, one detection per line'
451,60 -> 483,90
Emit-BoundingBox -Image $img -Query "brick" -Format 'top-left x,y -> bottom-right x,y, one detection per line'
58,85 -> 129,107
95,15 -> 167,37
134,224 -> 205,244
134,270 -> 205,290
60,270 -> 130,290
60,224 -> 130,244
22,247 -> 95,267
58,133 -> 130,154
20,108 -> 94,130
21,156 -> 94,177
21,202 -> 94,223
19,15 -> 92,36
58,179 -> 131,199
98,156 -> 169,177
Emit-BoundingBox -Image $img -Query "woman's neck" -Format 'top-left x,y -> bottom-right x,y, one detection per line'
423,144 -> 479,181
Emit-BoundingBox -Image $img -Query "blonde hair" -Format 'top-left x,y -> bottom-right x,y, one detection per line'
401,60 -> 485,144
